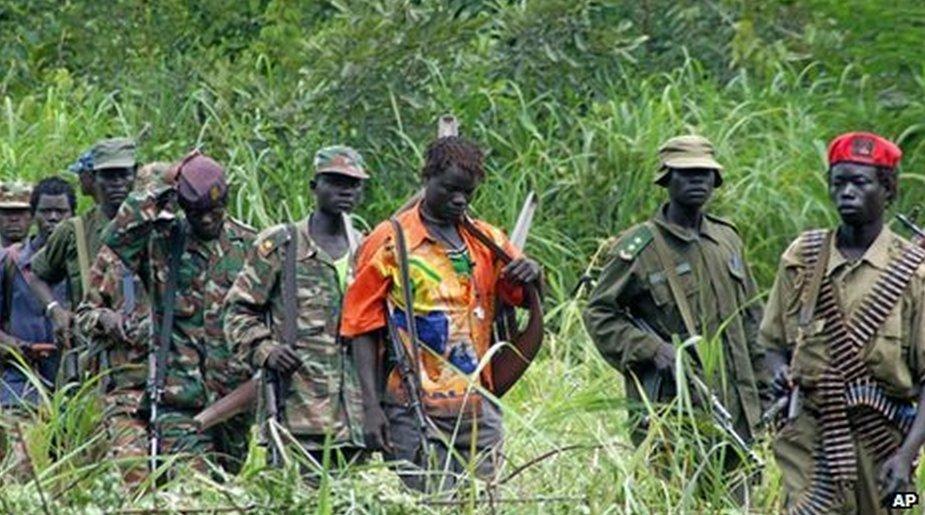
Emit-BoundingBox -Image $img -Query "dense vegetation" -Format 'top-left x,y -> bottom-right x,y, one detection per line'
1,1 -> 924,512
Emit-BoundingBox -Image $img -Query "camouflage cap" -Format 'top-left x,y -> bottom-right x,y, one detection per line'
654,135 -> 724,186
314,145 -> 369,179
0,181 -> 32,209
135,161 -> 171,192
175,151 -> 228,210
91,137 -> 137,171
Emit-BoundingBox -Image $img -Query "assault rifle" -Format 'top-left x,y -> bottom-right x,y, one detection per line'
195,214 -> 361,450
148,222 -> 186,476
631,316 -> 763,467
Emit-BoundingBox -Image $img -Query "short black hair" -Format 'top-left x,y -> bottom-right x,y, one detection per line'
30,176 -> 76,214
421,136 -> 485,182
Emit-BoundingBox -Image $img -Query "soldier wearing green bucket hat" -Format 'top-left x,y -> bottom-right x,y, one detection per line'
584,134 -> 766,501
224,145 -> 369,471
0,181 -> 34,249
29,138 -> 137,380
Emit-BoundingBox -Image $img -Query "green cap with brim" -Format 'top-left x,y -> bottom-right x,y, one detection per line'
0,181 -> 32,209
654,135 -> 724,186
314,145 -> 369,180
91,138 -> 137,171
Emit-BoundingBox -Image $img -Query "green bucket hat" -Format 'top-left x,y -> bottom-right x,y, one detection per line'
91,137 -> 137,171
654,135 -> 724,186
0,181 -> 32,209
313,145 -> 369,179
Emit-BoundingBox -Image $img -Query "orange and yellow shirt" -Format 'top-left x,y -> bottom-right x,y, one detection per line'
340,203 -> 523,416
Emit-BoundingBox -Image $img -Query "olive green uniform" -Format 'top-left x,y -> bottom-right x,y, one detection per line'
30,206 -> 109,308
760,227 -> 925,513
584,205 -> 766,444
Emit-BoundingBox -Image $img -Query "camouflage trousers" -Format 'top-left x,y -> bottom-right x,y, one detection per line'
384,402 -> 504,493
106,404 -> 216,482
774,407 -> 905,515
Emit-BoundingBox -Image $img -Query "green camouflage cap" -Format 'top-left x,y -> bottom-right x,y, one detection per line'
654,135 -> 724,186
0,181 -> 32,209
313,145 -> 369,179
91,137 -> 137,171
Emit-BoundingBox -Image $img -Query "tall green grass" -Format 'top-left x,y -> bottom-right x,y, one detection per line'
1,1 -> 924,512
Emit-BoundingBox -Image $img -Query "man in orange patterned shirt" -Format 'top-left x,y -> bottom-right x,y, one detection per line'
341,136 -> 541,492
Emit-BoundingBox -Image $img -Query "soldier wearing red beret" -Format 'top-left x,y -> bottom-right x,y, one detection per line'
761,132 -> 925,513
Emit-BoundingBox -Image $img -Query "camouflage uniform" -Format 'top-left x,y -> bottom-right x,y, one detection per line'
224,219 -> 366,456
103,185 -> 255,465
73,161 -> 172,478
225,145 -> 369,471
74,246 -> 150,479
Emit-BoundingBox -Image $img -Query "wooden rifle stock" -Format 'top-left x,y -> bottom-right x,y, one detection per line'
194,377 -> 258,432
459,217 -> 544,397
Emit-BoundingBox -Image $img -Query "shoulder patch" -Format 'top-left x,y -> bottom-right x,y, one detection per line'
255,225 -> 290,258
614,224 -> 653,262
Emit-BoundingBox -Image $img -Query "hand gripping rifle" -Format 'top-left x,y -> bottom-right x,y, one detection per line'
195,215 -> 362,438
631,316 -> 763,467
460,196 -> 544,397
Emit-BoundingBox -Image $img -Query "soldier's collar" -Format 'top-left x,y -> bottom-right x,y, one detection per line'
653,204 -> 721,244
827,225 -> 893,274
298,217 -> 324,262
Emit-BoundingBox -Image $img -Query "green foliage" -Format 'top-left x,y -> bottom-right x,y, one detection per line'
1,0 -> 924,511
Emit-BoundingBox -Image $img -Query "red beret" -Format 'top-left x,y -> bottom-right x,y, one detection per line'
175,151 -> 228,210
828,132 -> 902,170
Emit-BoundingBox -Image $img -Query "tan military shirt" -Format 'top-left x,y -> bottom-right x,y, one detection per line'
585,204 -> 765,435
759,226 -> 925,401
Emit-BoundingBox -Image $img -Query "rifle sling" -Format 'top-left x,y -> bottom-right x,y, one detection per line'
282,224 -> 298,347
647,222 -> 697,338
389,218 -> 424,390
799,231 -> 832,328
154,222 -> 185,392
73,216 -> 91,296
268,223 -> 299,423
460,218 -> 513,265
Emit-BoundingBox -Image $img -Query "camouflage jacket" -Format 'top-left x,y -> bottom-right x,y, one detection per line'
103,187 -> 255,411
31,206 -> 109,308
223,218 -> 364,448
74,245 -> 150,405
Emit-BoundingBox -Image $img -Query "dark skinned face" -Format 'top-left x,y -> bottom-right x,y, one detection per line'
422,164 -> 480,224
312,173 -> 363,215
0,207 -> 32,244
93,167 -> 136,211
829,162 -> 888,226
33,194 -> 73,240
183,203 -> 226,241
665,168 -> 717,209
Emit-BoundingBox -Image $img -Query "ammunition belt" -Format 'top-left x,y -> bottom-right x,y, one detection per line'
788,230 -> 925,515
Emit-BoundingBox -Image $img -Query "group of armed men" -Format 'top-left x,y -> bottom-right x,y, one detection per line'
0,125 -> 923,512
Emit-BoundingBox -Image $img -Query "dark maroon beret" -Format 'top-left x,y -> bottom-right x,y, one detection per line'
176,151 -> 228,210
